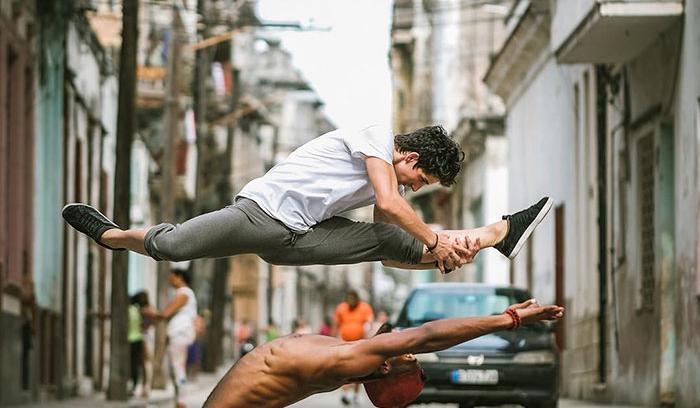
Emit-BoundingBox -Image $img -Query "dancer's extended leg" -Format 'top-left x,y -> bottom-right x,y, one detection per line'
388,197 -> 553,269
101,228 -> 150,255
442,220 -> 508,249
62,198 -> 290,262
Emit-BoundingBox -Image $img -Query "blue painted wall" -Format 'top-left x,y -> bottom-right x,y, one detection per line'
33,14 -> 65,313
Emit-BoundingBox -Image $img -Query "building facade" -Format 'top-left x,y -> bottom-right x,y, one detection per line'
389,0 -> 511,285
1,0 -> 124,403
485,0 -> 698,405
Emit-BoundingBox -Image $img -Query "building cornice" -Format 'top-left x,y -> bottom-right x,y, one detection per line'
483,1 -> 551,106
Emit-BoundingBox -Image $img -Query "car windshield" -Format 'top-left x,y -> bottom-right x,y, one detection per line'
400,288 -> 525,326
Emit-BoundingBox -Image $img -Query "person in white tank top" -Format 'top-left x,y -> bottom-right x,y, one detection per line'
151,269 -> 197,408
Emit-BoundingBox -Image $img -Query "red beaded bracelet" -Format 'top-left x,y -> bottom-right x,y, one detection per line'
505,307 -> 521,330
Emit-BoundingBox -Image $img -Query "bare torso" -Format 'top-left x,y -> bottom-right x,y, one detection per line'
204,334 -> 359,408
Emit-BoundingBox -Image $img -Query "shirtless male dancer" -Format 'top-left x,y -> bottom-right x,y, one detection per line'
62,125 -> 552,272
203,299 -> 564,408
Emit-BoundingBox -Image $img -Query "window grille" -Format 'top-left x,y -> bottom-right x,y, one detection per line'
637,133 -> 654,312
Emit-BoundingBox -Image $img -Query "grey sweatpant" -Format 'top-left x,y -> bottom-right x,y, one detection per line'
144,198 -> 424,266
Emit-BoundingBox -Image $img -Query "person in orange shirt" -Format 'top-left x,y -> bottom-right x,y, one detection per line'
334,289 -> 374,405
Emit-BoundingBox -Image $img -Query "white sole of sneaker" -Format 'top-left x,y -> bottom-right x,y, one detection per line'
62,203 -> 115,226
508,197 -> 553,259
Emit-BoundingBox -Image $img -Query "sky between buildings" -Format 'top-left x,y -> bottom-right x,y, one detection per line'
256,0 -> 393,130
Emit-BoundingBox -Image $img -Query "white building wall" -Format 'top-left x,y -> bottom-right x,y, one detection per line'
482,137 -> 509,284
550,0 -> 597,51
673,6 -> 700,405
66,21 -> 118,394
506,59 -> 582,305
128,140 -> 157,295
431,0 -> 462,131
490,1 -> 695,404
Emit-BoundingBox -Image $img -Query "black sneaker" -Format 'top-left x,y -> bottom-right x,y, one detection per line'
62,203 -> 124,251
494,197 -> 553,259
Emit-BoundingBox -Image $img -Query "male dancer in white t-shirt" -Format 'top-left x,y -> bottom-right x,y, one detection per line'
63,125 -> 552,273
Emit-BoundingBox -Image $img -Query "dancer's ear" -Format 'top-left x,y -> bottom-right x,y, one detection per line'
404,151 -> 419,163
379,361 -> 391,375
374,323 -> 393,336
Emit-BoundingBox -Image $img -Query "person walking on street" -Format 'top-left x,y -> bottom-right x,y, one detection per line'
318,316 -> 332,336
236,319 -> 255,358
292,317 -> 312,335
264,318 -> 279,343
187,313 -> 206,381
128,291 -> 149,396
62,125 -> 553,275
370,310 -> 389,337
334,290 -> 374,405
203,299 -> 564,408
150,269 -> 197,408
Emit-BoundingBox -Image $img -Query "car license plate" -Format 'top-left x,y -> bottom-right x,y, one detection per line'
451,369 -> 499,384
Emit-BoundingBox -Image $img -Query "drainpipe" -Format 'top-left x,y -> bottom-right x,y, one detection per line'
658,122 -> 676,407
595,65 -> 608,385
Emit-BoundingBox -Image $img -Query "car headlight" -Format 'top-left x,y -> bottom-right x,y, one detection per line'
512,350 -> 555,364
416,352 -> 439,362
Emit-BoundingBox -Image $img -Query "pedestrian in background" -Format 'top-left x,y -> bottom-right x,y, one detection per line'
333,289 -> 374,405
264,318 -> 279,342
318,315 -> 332,336
236,319 -> 255,358
292,317 -> 312,335
139,291 -> 155,399
370,310 -> 390,336
187,313 -> 206,381
150,269 -> 197,408
128,291 -> 149,397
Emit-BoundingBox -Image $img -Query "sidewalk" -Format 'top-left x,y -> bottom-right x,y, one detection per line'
11,367 -> 225,408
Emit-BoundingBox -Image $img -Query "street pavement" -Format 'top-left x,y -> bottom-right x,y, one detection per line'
9,365 -> 642,408
287,389 -> 643,408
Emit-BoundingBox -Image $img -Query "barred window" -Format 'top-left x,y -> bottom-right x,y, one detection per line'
637,133 -> 654,312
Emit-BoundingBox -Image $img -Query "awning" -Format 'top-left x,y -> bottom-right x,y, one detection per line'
556,1 -> 683,64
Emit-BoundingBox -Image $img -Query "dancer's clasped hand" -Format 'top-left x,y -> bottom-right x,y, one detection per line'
433,233 -> 481,273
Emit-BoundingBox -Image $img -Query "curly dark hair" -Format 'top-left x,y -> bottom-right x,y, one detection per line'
394,125 -> 465,186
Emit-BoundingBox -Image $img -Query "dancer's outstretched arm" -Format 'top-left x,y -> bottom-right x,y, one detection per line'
358,300 -> 563,359
333,300 -> 563,378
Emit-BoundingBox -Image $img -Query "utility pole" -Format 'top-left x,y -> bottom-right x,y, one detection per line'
202,67 -> 239,372
193,0 -> 209,216
107,0 -> 138,400
151,4 -> 183,389
191,0 -> 219,368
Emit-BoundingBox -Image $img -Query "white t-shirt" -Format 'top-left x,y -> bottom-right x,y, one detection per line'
167,286 -> 197,341
237,125 -> 405,232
